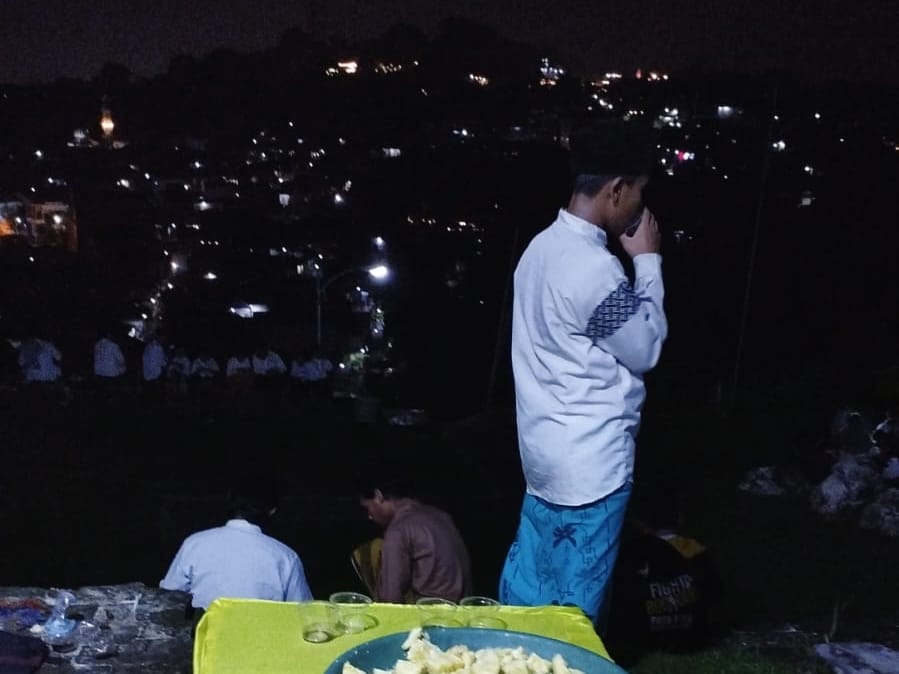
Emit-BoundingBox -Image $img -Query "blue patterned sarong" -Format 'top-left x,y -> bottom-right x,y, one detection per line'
499,483 -> 631,628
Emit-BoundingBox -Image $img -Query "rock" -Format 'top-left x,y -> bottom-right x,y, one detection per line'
814,641 -> 899,673
810,454 -> 880,516
883,458 -> 899,483
0,583 -> 192,673
859,488 -> 899,537
872,416 -> 899,454
738,466 -> 788,496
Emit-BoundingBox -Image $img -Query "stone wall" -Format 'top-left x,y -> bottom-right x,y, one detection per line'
0,583 -> 193,673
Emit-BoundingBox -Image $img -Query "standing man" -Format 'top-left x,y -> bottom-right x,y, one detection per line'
499,122 -> 667,628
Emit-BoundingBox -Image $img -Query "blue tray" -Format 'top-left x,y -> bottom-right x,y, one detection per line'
324,627 -> 626,673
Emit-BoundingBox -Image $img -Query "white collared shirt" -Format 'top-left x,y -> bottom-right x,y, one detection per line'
290,358 -> 333,382
160,519 -> 312,609
142,341 -> 167,381
226,356 -> 252,377
512,209 -> 667,506
19,339 -> 62,382
94,338 -> 126,378
190,356 -> 220,378
252,352 -> 286,375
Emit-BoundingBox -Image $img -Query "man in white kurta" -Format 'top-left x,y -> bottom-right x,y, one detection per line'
500,122 -> 667,627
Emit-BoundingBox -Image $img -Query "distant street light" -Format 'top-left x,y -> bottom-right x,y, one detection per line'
100,110 -> 114,138
315,264 -> 391,345
368,264 -> 389,280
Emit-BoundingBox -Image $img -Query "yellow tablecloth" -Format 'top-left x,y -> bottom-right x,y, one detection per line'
194,599 -> 612,673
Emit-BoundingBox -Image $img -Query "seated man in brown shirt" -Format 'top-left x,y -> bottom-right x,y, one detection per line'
355,467 -> 472,603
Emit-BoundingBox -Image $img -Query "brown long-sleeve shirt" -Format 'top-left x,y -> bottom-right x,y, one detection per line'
376,501 -> 472,603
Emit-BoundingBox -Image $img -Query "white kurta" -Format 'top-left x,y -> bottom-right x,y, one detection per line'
512,209 -> 667,506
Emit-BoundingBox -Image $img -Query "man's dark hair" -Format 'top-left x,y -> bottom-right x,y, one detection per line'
227,483 -> 278,525
572,174 -> 623,197
354,458 -> 420,501
569,121 -> 653,196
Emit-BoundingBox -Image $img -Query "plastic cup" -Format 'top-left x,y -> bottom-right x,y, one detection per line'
416,597 -> 463,627
460,596 -> 506,629
329,592 -> 377,634
297,600 -> 340,643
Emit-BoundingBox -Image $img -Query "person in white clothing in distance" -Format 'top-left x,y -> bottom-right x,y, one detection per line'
142,333 -> 167,382
190,351 -> 221,379
252,345 -> 287,376
499,121 -> 667,632
18,335 -> 62,383
93,331 -> 127,379
225,351 -> 253,379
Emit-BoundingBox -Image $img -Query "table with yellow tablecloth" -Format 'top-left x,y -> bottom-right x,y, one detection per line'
194,599 -> 612,673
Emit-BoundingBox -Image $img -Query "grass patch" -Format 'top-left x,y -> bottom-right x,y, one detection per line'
630,647 -> 829,674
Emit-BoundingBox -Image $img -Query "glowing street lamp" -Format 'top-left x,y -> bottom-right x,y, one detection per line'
368,264 -> 389,280
315,264 -> 391,345
100,109 -> 115,138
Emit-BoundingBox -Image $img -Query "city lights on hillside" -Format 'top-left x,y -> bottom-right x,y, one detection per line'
657,107 -> 681,128
374,62 -> 404,74
333,60 -> 358,75
539,58 -> 566,83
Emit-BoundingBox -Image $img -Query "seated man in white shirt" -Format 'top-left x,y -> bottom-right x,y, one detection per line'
142,334 -> 167,383
290,348 -> 334,399
225,352 -> 253,379
190,352 -> 221,379
160,490 -> 313,612
93,332 -> 127,379
252,345 -> 287,376
18,336 -> 62,383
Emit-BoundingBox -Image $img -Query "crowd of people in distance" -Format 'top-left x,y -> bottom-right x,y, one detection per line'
3,330 -> 335,398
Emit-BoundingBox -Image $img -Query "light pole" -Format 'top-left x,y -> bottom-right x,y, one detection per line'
315,264 -> 390,346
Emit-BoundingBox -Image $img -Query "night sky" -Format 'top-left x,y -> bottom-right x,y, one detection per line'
0,0 -> 896,85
